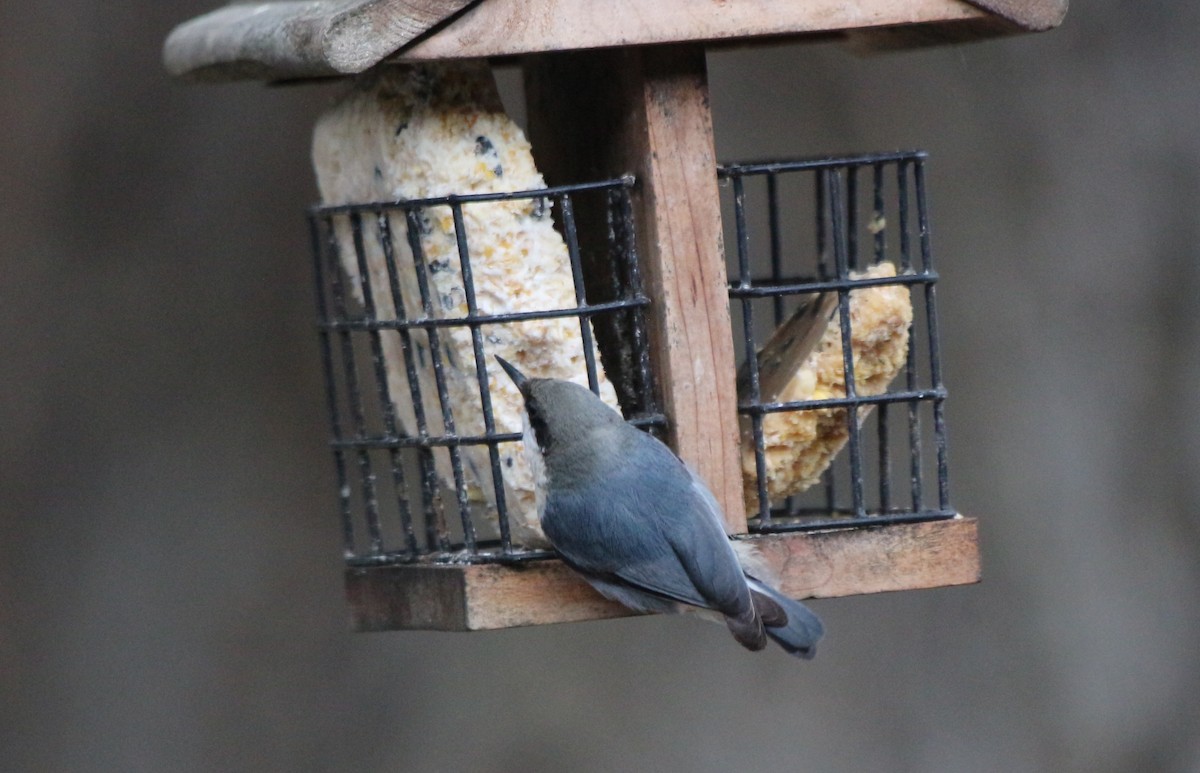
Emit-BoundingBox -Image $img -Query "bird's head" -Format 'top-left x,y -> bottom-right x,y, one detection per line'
495,356 -> 623,459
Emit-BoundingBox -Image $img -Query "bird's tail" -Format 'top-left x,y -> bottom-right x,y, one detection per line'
723,604 -> 769,652
730,540 -> 824,659
746,577 -> 824,659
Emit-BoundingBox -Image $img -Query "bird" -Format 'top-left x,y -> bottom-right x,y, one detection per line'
495,355 -> 824,658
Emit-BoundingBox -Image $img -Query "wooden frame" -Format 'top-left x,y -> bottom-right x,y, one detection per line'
348,518 -> 980,631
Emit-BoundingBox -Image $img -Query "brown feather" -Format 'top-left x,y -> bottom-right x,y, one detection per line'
724,607 -> 768,651
751,589 -> 788,628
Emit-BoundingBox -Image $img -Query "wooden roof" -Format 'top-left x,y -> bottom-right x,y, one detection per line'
164,0 -> 1067,82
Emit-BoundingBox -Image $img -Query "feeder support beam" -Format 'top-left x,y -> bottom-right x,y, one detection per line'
526,46 -> 748,534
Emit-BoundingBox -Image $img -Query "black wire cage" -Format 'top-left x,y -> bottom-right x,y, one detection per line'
310,151 -> 971,632
309,177 -> 664,567
721,151 -> 952,534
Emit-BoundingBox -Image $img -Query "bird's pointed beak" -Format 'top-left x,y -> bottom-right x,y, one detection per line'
494,356 -> 529,391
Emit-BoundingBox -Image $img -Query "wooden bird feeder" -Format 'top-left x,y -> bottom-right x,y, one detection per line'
164,0 -> 1065,633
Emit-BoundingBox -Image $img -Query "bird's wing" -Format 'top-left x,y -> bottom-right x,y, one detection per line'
547,483 -> 710,609
544,431 -> 751,616
652,460 -> 753,616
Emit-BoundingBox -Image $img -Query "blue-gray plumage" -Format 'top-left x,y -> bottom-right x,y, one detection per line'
496,356 -> 824,658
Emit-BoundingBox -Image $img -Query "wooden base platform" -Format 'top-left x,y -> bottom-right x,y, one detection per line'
346,516 -> 979,632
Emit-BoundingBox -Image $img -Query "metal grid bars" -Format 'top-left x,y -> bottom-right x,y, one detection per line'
720,151 -> 952,533
309,177 -> 660,566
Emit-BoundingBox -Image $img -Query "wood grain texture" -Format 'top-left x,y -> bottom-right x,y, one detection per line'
163,0 -> 1065,81
632,48 -> 748,535
346,562 -> 470,631
463,561 -> 635,629
751,517 -> 981,599
399,0 -> 990,60
345,517 -> 980,631
163,0 -> 478,80
525,47 -> 747,534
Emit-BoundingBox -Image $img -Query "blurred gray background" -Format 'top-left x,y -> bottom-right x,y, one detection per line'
4,2 -> 1200,771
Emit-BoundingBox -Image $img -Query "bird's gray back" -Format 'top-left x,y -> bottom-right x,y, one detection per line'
541,424 -> 752,617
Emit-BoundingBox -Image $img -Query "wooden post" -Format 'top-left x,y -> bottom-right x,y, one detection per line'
525,45 -> 748,533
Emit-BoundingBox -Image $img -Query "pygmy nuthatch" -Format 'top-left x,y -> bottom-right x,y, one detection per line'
496,356 -> 824,658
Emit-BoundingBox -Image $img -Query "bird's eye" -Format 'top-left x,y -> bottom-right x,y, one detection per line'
527,402 -> 553,452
